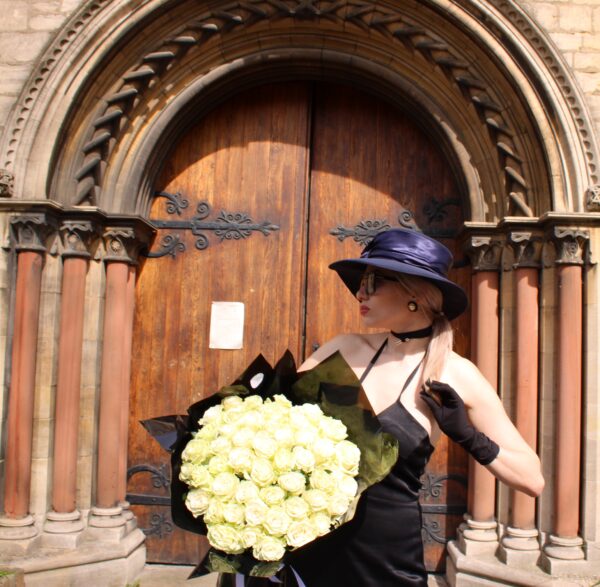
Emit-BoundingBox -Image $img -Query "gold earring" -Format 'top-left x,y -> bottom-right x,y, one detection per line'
408,301 -> 418,312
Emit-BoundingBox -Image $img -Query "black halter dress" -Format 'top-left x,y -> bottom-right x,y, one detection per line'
220,340 -> 435,587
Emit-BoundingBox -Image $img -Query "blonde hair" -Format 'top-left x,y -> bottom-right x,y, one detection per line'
394,274 -> 453,384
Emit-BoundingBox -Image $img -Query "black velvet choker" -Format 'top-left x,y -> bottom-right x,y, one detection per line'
390,325 -> 433,343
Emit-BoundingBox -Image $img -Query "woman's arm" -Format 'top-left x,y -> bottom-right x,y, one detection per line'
426,356 -> 544,497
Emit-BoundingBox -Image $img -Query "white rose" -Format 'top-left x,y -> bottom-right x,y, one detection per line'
332,472 -> 358,498
204,500 -> 225,524
184,488 -> 210,517
273,447 -> 294,472
302,489 -> 328,511
277,472 -> 306,494
222,395 -> 244,410
228,447 -> 253,474
249,458 -> 276,487
253,535 -> 286,562
235,480 -> 260,504
286,520 -> 317,548
283,496 -> 310,520
238,410 -> 264,429
231,427 -> 254,448
299,403 -> 324,423
312,437 -> 336,463
244,395 -> 264,410
310,512 -> 332,536
319,417 -> 347,441
252,431 -> 278,459
223,502 -> 246,525
180,463 -> 213,489
199,405 -> 223,425
207,523 -> 245,554
208,455 -> 230,476
327,494 -> 351,517
273,395 -> 292,409
211,472 -> 239,499
260,486 -> 286,506
335,440 -> 361,476
245,499 -> 269,526
292,446 -> 315,473
309,469 -> 334,492
181,438 -> 211,462
273,427 -> 294,447
262,506 -> 291,536
241,526 -> 263,548
209,436 -> 232,455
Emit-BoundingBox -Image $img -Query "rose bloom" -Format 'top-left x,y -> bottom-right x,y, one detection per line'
319,417 -> 348,442
273,427 -> 294,447
309,468 -> 335,492
223,502 -> 246,525
245,499 -> 269,526
283,496 -> 310,520
335,440 -> 361,476
302,489 -> 328,511
310,512 -> 332,536
228,447 -> 253,474
222,395 -> 244,410
181,437 -> 210,462
240,526 -> 263,548
208,455 -> 230,476
277,472 -> 306,494
327,494 -> 352,518
211,472 -> 240,499
209,436 -> 232,455
253,535 -> 286,562
312,437 -> 336,462
231,427 -> 255,448
292,446 -> 315,473
199,404 -> 223,425
332,471 -> 359,498
185,488 -> 210,517
180,463 -> 213,489
204,500 -> 225,524
252,431 -> 278,459
262,506 -> 292,537
286,520 -> 318,548
207,523 -> 245,554
260,486 -> 286,506
235,480 -> 260,504
250,458 -> 276,487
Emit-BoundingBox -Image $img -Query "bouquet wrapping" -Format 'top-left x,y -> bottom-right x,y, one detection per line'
143,350 -> 399,579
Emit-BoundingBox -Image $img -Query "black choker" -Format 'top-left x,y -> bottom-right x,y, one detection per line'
390,326 -> 433,343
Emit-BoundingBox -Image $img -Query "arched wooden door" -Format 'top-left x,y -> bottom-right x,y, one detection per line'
127,82 -> 470,572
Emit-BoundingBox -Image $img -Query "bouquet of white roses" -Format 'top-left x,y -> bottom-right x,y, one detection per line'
180,393 -> 361,562
143,350 -> 398,579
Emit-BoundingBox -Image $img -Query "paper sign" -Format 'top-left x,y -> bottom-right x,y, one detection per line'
209,302 -> 245,350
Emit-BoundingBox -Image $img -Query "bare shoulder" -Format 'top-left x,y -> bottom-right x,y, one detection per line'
441,352 -> 497,406
299,332 -> 385,371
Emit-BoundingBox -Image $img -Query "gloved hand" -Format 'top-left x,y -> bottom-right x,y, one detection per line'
420,380 -> 499,465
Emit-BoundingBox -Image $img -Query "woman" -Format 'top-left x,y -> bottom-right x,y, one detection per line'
281,228 -> 544,586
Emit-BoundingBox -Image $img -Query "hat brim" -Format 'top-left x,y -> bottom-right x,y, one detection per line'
329,258 -> 468,321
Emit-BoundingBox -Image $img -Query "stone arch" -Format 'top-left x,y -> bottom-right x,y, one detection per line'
0,0 -> 597,221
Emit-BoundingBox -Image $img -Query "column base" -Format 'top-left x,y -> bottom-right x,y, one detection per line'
88,506 -> 127,529
541,535 -> 586,573
457,517 -> 499,556
0,515 -> 39,555
498,527 -> 540,566
41,511 -> 84,548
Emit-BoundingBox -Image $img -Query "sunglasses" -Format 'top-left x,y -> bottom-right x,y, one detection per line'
359,272 -> 398,295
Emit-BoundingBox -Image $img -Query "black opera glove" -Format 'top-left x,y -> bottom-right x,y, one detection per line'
419,380 -> 499,466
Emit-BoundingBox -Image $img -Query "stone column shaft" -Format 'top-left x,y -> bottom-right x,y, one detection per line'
96,261 -> 130,510
3,251 -> 44,518
555,264 -> 582,537
52,257 -> 88,513
468,270 -> 498,523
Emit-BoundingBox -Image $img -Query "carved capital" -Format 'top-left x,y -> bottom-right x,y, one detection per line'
102,227 -> 143,264
551,226 -> 589,265
10,213 -> 57,252
508,231 -> 543,268
586,184 -> 600,211
464,235 -> 504,271
0,169 -> 14,197
59,220 -> 99,259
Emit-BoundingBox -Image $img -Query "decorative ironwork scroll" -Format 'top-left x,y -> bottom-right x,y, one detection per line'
146,192 -> 280,258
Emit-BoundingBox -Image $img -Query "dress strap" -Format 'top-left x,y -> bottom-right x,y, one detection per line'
359,337 -> 426,398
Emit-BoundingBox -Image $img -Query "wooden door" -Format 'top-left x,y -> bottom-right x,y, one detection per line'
127,81 -> 469,572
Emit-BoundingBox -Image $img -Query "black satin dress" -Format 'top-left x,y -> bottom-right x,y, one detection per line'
221,341 -> 435,587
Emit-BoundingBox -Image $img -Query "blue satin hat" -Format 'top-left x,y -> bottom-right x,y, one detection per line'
329,228 -> 468,320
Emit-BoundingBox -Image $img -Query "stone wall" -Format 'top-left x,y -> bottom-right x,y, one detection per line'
0,0 -> 599,147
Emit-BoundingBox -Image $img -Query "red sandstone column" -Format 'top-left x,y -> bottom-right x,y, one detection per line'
501,231 -> 543,562
543,227 -> 588,567
45,222 -> 96,537
89,227 -> 142,530
0,214 -> 52,540
462,235 -> 502,551
118,265 -> 137,519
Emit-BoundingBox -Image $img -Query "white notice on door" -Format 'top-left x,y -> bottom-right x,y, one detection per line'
209,302 -> 245,350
